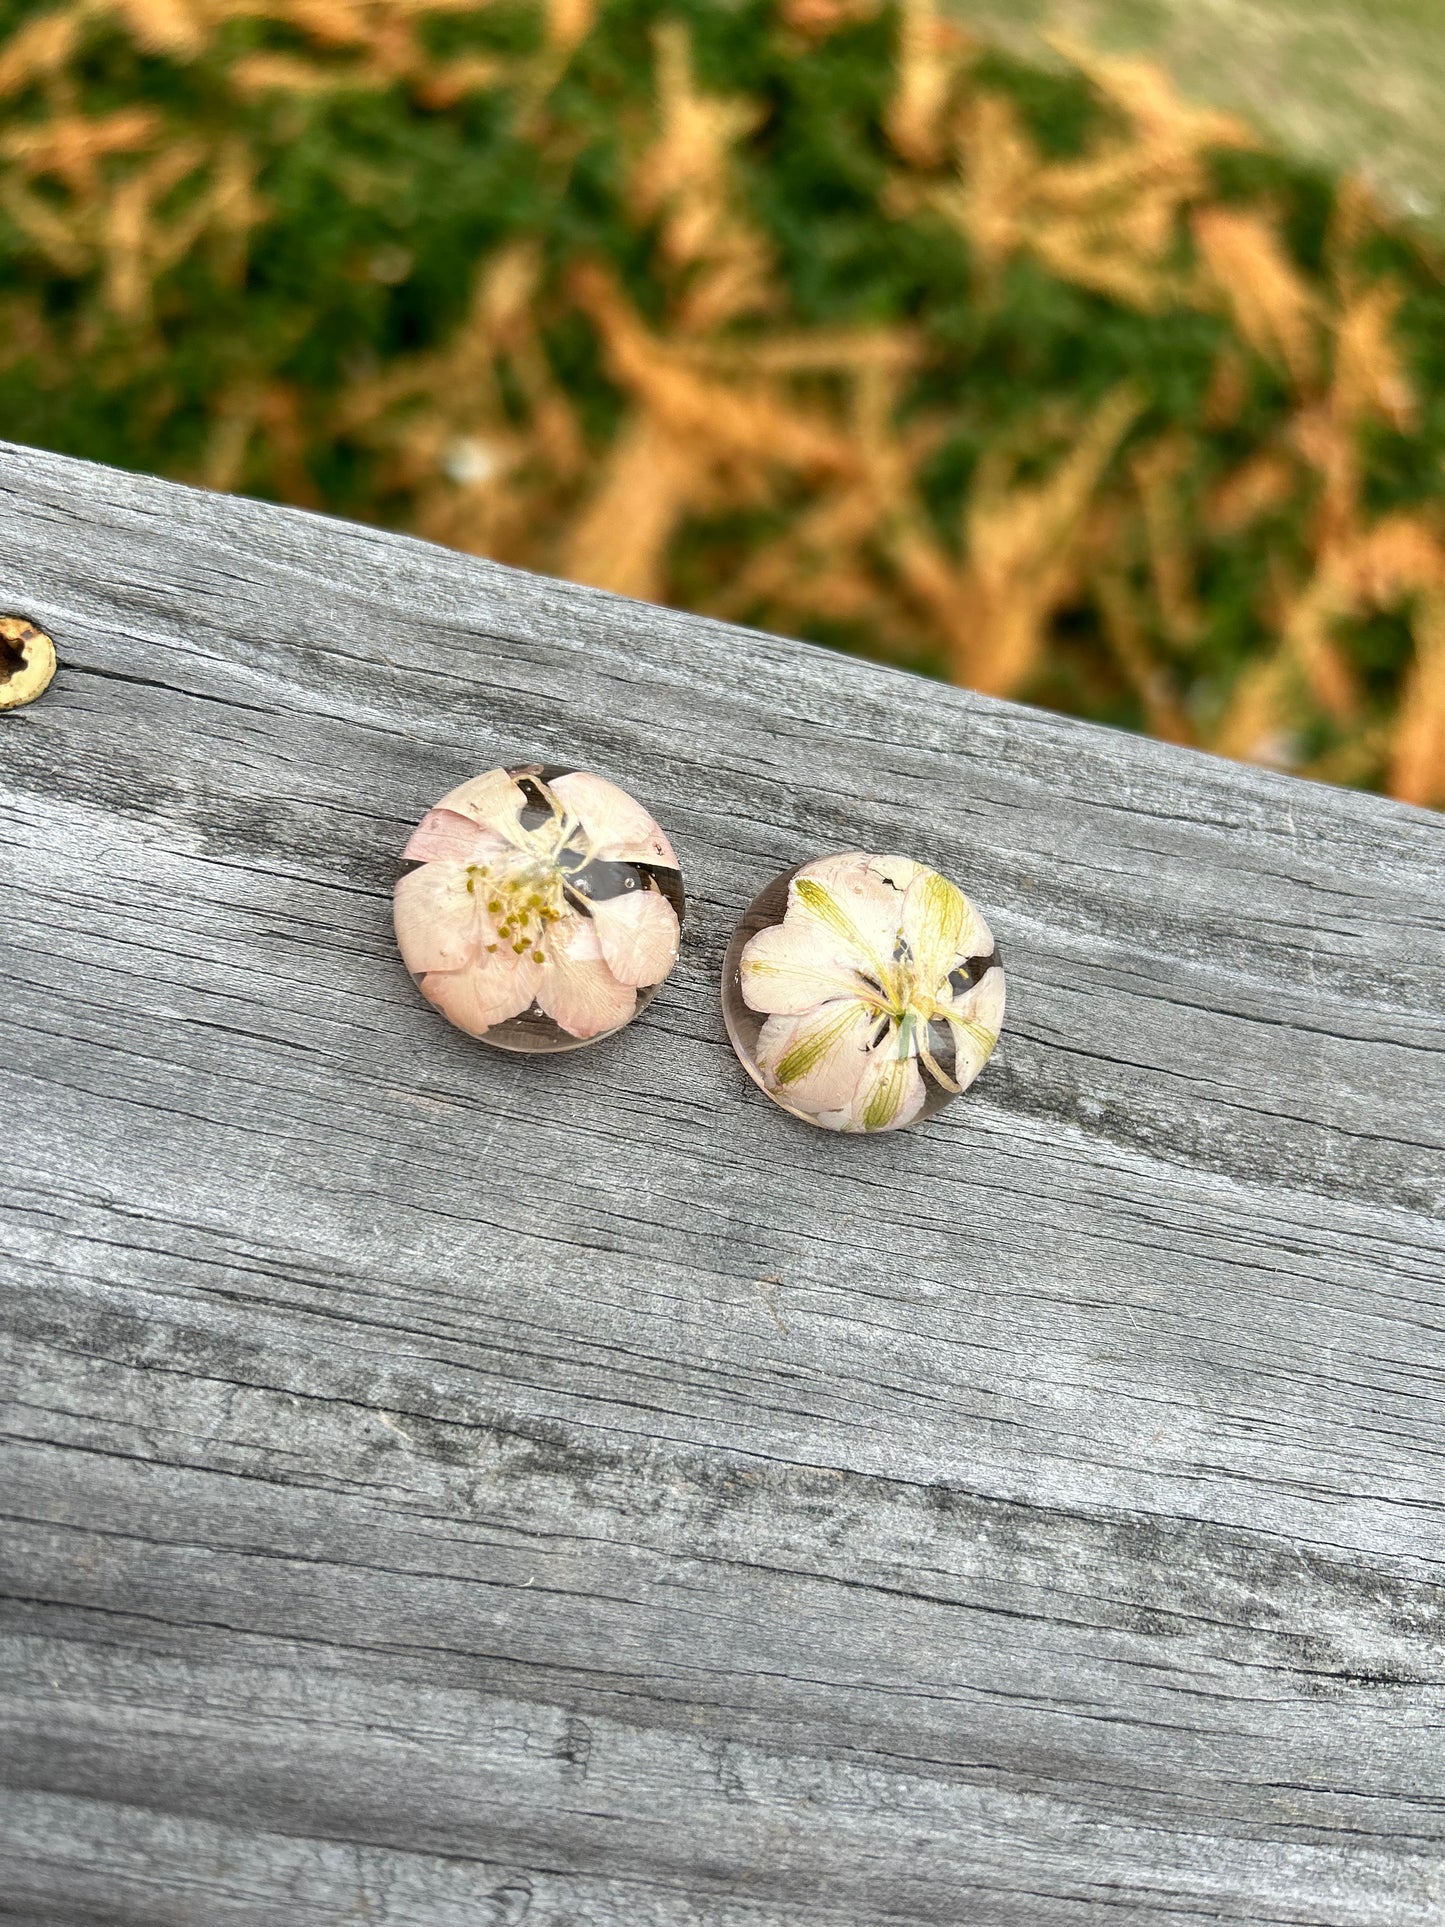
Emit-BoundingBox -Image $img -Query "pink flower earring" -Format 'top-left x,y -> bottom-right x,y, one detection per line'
721,852 -> 1005,1133
395,764 -> 683,1052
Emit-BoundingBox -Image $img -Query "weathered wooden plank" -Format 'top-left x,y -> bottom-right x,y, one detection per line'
1,438 -> 1442,1927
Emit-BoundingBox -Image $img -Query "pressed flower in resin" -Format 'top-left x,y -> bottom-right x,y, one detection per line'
395,764 -> 683,1051
722,853 -> 1004,1133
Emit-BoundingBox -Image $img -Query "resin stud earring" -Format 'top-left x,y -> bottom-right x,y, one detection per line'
395,763 -> 683,1052
721,852 -> 1004,1133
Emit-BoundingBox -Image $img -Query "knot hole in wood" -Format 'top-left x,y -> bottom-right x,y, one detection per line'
0,615 -> 57,710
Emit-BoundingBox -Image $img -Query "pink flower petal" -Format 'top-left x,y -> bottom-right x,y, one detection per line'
434,767 -> 529,840
588,888 -> 680,988
754,1001 -> 876,1118
402,807 -> 509,865
536,916 -> 637,1039
739,917 -> 870,1015
420,951 -> 543,1037
394,863 -> 486,974
550,770 -> 678,868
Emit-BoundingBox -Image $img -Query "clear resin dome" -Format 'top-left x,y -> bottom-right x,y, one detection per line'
395,763 -> 684,1053
722,852 -> 1004,1132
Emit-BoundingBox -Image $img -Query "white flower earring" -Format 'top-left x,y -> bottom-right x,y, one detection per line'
721,853 -> 1005,1133
395,764 -> 683,1051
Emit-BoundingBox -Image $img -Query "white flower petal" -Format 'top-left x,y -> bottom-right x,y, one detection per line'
589,888 -> 680,988
739,917 -> 868,1015
846,1046 -> 927,1133
536,915 -> 638,1038
754,1001 -> 876,1118
550,770 -> 678,868
901,868 -> 968,993
962,905 -> 995,959
790,854 -> 909,978
939,963 -> 1006,1090
394,863 -> 486,974
859,853 -> 928,893
420,952 -> 541,1036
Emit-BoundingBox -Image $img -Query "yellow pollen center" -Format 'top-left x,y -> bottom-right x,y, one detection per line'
472,856 -> 566,958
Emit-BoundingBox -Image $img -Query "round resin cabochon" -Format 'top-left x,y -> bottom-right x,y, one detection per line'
395,764 -> 684,1053
721,853 -> 1005,1133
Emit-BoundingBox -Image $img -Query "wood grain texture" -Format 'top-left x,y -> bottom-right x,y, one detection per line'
1,438 -> 1442,1927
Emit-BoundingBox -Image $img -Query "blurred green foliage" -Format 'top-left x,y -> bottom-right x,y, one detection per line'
1,0 -> 1442,799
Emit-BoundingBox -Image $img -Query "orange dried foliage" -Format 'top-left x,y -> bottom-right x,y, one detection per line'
221,0 -> 506,102
1,106 -> 161,191
939,47 -> 1256,315
1212,517 -> 1445,782
331,238 -> 584,564
884,0 -> 970,170
0,1 -> 269,308
1193,206 -> 1321,391
0,11 -> 83,96
947,385 -> 1142,694
630,23 -> 773,334
1093,561 -> 1196,745
779,0 -> 878,42
1391,594 -> 1445,808
1205,450 -> 1296,536
544,0 -> 593,53
106,0 -> 216,57
1131,434 -> 1203,647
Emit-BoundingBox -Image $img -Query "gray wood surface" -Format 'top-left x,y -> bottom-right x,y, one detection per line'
1,438 -> 1442,1927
